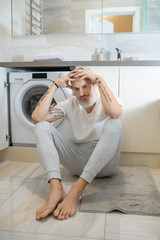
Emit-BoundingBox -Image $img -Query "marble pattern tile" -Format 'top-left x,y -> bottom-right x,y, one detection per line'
9,34 -> 101,61
27,164 -> 79,184
0,181 -> 22,207
0,0 -> 11,61
0,162 -> 160,240
105,212 -> 160,240
0,182 -> 105,239
0,230 -> 101,240
0,161 -> 40,182
8,31 -> 160,62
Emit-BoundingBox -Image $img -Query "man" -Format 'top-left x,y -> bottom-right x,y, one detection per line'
32,67 -> 122,221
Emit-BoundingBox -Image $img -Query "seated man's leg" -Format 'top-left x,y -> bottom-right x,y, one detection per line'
34,121 -> 88,220
53,119 -> 122,221
80,119 -> 122,183
35,121 -> 93,220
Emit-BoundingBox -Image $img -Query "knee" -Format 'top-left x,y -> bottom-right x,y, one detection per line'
103,118 -> 122,136
34,121 -> 54,136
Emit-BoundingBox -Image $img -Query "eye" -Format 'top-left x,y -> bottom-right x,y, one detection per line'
83,85 -> 87,89
74,88 -> 79,91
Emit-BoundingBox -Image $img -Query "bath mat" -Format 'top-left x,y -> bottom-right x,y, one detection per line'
79,166 -> 160,216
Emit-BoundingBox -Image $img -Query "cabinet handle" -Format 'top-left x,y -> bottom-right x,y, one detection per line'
4,82 -> 9,88
6,134 -> 10,141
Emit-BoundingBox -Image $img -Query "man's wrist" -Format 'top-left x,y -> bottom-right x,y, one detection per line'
54,81 -> 59,88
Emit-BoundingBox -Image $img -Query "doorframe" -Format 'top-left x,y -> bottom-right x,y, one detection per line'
85,6 -> 141,33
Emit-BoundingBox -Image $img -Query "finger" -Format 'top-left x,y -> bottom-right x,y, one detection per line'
79,67 -> 90,72
74,73 -> 87,80
75,71 -> 86,77
68,77 -> 78,82
73,71 -> 86,78
68,72 -> 76,77
70,68 -> 79,74
76,76 -> 86,82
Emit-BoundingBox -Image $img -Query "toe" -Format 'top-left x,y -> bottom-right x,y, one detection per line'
58,210 -> 65,220
65,213 -> 70,219
58,213 -> 65,220
70,209 -> 76,217
54,206 -> 61,217
36,208 -> 43,220
40,209 -> 51,219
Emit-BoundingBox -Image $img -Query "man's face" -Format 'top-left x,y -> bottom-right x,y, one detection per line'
71,79 -> 97,108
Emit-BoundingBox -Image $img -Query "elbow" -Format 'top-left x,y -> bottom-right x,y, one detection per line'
31,111 -> 40,123
109,107 -> 122,119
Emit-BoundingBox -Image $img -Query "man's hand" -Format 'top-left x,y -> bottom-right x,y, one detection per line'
72,67 -> 98,85
54,71 -> 77,89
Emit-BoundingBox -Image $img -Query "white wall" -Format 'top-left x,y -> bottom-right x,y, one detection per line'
7,34 -> 101,61
0,0 -> 12,61
7,32 -> 160,62
103,33 -> 160,60
0,0 -> 160,62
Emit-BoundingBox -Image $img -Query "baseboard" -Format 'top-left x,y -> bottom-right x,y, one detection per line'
0,146 -> 40,163
0,147 -> 160,168
120,152 -> 160,168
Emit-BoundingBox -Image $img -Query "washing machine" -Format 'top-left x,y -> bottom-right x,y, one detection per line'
9,71 -> 73,146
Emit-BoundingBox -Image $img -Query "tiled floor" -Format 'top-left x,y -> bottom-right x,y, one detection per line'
0,161 -> 160,240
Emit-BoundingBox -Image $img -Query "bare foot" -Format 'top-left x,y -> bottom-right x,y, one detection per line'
53,179 -> 88,220
36,179 -> 66,220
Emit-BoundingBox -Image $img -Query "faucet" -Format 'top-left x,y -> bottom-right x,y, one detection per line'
115,48 -> 122,61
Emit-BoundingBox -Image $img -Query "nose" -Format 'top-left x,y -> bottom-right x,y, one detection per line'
79,88 -> 85,96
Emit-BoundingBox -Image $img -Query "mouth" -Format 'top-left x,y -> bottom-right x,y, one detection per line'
79,95 -> 89,101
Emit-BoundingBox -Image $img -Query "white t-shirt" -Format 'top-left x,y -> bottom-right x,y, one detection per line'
56,96 -> 120,143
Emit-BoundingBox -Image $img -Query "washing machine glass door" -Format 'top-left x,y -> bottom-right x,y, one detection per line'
15,80 -> 66,130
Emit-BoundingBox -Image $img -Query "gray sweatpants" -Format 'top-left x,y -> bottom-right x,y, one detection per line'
35,119 -> 122,184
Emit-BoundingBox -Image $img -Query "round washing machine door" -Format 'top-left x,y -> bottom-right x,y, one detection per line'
14,80 -> 66,130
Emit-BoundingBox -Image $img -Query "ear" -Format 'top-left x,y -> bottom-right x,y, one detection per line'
67,82 -> 73,89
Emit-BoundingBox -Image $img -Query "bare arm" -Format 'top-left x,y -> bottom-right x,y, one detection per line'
32,83 -> 64,122
32,71 -> 76,123
95,75 -> 122,119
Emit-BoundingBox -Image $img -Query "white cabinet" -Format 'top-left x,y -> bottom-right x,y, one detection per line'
0,67 -> 9,150
88,67 -> 119,97
0,65 -> 160,155
120,67 -> 160,153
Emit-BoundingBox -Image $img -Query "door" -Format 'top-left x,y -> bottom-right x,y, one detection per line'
0,67 -> 9,150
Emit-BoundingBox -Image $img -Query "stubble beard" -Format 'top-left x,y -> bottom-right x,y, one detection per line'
77,92 -> 97,108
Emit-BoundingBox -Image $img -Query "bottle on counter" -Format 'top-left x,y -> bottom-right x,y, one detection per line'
97,48 -> 106,61
97,48 -> 111,61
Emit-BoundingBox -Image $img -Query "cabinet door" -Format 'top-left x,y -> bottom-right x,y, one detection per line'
0,67 -> 9,150
120,67 -> 160,153
88,67 -> 119,97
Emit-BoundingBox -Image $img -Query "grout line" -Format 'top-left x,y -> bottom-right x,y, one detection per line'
0,180 -> 26,209
0,162 -> 40,209
104,214 -> 107,240
0,229 -> 104,240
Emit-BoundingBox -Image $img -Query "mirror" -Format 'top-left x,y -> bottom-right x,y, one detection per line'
11,0 -> 160,36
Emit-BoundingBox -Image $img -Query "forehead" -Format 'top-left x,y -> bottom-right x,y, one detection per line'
71,79 -> 91,88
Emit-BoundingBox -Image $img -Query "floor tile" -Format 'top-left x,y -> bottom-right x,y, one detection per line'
26,165 -> 47,183
0,182 -> 105,239
0,181 -> 22,206
27,164 -> 79,184
105,212 -> 160,240
150,168 -> 160,191
0,161 -> 40,182
0,230 -> 101,240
